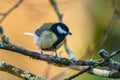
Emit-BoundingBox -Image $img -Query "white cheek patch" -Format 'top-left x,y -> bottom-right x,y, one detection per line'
57,25 -> 67,34
34,35 -> 39,44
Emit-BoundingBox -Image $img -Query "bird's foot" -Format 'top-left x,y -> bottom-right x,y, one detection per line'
39,51 -> 44,59
54,54 -> 58,59
53,51 -> 60,60
54,51 -> 59,57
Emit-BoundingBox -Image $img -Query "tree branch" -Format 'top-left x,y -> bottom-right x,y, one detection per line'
0,0 -> 23,24
50,0 -> 63,22
0,41 -> 120,71
0,62 -> 44,80
1,0 -> 120,80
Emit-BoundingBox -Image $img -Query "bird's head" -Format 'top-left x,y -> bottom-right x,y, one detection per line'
50,23 -> 72,36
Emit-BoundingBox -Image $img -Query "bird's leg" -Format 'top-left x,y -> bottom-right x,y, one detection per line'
41,51 -> 43,54
54,51 -> 58,57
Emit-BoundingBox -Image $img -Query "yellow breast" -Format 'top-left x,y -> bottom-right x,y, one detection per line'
35,31 -> 57,50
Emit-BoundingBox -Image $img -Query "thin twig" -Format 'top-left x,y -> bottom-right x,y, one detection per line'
50,0 -> 63,22
0,0 -> 23,24
64,39 -> 75,58
0,26 -> 9,43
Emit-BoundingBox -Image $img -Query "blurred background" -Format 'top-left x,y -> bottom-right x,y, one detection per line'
0,0 -> 120,80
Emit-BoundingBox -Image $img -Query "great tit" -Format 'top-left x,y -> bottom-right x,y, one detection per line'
24,22 -> 72,55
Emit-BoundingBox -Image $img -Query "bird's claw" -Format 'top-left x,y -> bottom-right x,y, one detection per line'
39,51 -> 44,59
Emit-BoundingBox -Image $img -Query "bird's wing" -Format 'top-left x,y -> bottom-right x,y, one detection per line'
34,22 -> 54,37
39,22 -> 54,31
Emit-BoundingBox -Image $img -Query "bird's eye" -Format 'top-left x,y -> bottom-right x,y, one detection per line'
57,25 -> 67,34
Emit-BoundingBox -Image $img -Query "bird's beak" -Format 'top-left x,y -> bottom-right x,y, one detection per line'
67,32 -> 72,35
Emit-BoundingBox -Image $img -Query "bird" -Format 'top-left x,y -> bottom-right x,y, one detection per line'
24,22 -> 72,56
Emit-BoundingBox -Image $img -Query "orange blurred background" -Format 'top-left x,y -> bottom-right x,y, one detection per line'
0,0 -> 95,80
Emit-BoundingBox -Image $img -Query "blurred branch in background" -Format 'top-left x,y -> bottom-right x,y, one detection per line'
50,0 -> 63,22
86,0 -> 120,58
0,0 -> 23,24
43,64 -> 52,79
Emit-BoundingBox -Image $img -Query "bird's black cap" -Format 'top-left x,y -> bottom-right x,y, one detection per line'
51,22 -> 72,35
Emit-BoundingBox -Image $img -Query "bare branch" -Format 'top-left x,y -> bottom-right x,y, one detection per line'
0,41 -> 120,70
0,0 -> 23,24
89,68 -> 120,78
0,62 -> 44,80
0,26 -> 9,43
64,39 -> 76,58
50,0 -> 63,22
